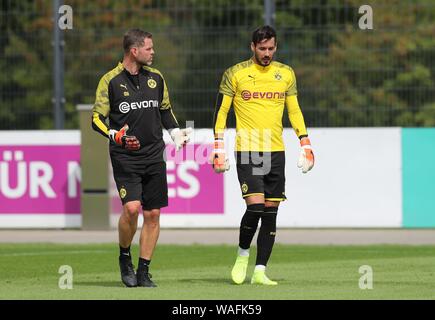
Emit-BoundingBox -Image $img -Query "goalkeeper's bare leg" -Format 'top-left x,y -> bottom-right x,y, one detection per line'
136,208 -> 160,287
118,201 -> 140,287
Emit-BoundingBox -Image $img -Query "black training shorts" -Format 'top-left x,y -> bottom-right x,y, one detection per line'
235,151 -> 286,201
111,156 -> 168,210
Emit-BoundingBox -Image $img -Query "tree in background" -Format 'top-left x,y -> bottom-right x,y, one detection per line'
0,0 -> 52,129
295,0 -> 435,127
0,0 -> 433,129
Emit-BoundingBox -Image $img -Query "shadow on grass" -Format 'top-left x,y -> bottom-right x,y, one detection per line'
74,281 -> 124,288
177,277 -> 250,285
76,277 -> 292,288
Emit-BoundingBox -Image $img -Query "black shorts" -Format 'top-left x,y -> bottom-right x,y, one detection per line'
111,157 -> 168,210
235,151 -> 286,201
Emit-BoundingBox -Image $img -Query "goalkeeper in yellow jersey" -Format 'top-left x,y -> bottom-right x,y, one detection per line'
212,25 -> 315,285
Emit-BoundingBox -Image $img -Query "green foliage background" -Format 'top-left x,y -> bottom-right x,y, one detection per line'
0,0 -> 434,129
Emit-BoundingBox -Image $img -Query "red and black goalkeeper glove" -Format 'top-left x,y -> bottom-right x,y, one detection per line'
109,124 -> 140,151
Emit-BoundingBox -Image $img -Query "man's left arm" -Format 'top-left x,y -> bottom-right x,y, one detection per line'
159,77 -> 191,151
286,94 -> 315,173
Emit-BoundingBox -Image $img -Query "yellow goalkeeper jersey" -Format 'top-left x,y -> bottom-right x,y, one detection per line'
214,59 -> 307,151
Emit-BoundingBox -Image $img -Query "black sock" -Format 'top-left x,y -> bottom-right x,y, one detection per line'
138,257 -> 151,271
239,203 -> 264,250
256,206 -> 277,266
119,245 -> 131,259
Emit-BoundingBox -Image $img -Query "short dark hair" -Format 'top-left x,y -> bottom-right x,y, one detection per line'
251,25 -> 276,45
123,29 -> 152,53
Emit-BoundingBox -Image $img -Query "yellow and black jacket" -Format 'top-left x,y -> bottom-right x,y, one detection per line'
214,59 -> 308,151
92,62 -> 178,163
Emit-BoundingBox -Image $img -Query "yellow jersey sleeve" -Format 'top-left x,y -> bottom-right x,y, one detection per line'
92,111 -> 109,137
213,94 -> 233,136
213,67 -> 237,136
219,68 -> 237,97
286,68 -> 298,96
286,95 -> 307,138
93,75 -> 110,118
92,75 -> 111,137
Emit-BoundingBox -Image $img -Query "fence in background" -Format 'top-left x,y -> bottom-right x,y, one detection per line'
1,0 -> 434,129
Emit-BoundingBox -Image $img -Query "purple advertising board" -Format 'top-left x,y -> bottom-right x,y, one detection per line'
0,146 -> 81,214
1,144 -> 223,215
110,144 -> 224,214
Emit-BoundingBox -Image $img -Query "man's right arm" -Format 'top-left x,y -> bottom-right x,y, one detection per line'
213,93 -> 233,138
211,93 -> 232,173
213,68 -> 236,137
92,76 -> 111,138
211,68 -> 235,173
91,76 -> 140,150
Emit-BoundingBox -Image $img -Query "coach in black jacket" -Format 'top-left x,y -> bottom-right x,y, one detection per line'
92,29 -> 191,288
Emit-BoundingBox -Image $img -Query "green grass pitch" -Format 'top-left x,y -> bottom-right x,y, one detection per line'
0,243 -> 434,299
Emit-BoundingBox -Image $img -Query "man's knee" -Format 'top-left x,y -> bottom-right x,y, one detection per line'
261,206 -> 278,230
123,201 -> 141,220
143,209 -> 160,225
245,194 -> 265,206
264,200 -> 280,208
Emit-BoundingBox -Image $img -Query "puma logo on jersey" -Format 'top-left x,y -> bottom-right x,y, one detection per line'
120,84 -> 129,96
